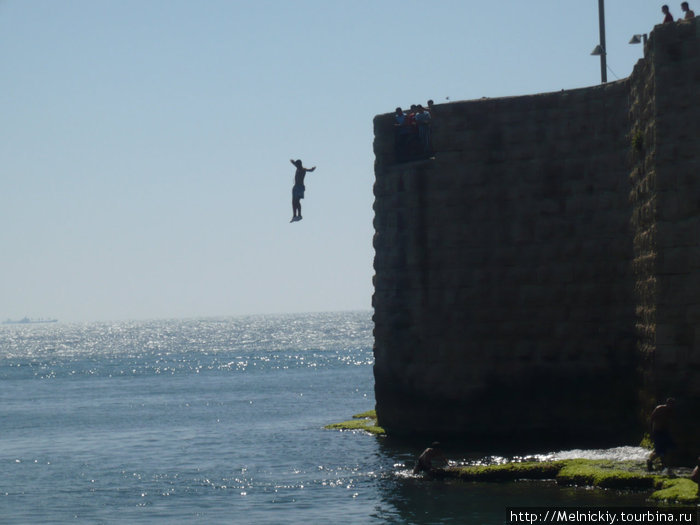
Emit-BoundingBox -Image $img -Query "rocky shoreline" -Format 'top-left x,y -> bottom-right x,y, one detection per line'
326,411 -> 699,504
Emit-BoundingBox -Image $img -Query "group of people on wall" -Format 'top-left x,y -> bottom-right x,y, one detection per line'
393,100 -> 435,162
662,2 -> 696,22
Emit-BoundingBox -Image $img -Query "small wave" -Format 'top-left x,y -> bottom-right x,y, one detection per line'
464,446 -> 649,467
543,446 -> 649,462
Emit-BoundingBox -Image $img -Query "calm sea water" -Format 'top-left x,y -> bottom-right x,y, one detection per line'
0,311 -> 650,524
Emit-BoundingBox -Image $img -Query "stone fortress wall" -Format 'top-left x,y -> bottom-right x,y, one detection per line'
372,19 -> 700,458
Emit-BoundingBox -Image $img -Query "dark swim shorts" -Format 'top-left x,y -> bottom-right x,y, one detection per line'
652,430 -> 675,455
292,184 -> 305,200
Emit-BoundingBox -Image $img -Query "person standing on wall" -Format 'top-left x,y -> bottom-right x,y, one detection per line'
414,104 -> 432,157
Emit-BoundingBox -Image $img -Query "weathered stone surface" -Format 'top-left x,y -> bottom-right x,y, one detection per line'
373,19 -> 700,458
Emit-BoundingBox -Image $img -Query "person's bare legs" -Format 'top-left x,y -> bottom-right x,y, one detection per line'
292,197 -> 302,220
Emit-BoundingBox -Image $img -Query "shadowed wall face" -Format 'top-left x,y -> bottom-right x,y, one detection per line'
372,19 -> 699,454
629,19 -> 700,461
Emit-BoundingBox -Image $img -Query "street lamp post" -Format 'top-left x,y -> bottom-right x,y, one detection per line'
597,0 -> 607,83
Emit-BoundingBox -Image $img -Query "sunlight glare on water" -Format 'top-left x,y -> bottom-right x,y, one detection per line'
0,312 -> 657,524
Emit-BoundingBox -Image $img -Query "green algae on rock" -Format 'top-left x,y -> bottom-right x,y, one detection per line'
555,460 -> 655,490
649,478 -> 699,504
443,459 -> 698,503
324,413 -> 698,503
351,410 -> 378,420
441,461 -> 564,482
325,410 -> 385,435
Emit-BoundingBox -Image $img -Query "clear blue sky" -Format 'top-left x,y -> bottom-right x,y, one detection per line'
0,1 -> 668,322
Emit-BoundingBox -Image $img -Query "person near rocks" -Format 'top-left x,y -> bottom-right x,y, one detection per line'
290,159 -> 316,222
413,441 -> 447,474
662,4 -> 675,23
680,2 -> 695,19
690,457 -> 700,485
646,397 -> 676,472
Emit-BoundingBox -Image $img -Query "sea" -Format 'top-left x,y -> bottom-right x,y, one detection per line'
0,311 -> 655,524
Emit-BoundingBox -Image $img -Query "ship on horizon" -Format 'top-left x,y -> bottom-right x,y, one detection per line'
3,317 -> 58,325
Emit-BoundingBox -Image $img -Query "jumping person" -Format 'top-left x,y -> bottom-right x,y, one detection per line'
290,159 -> 316,222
